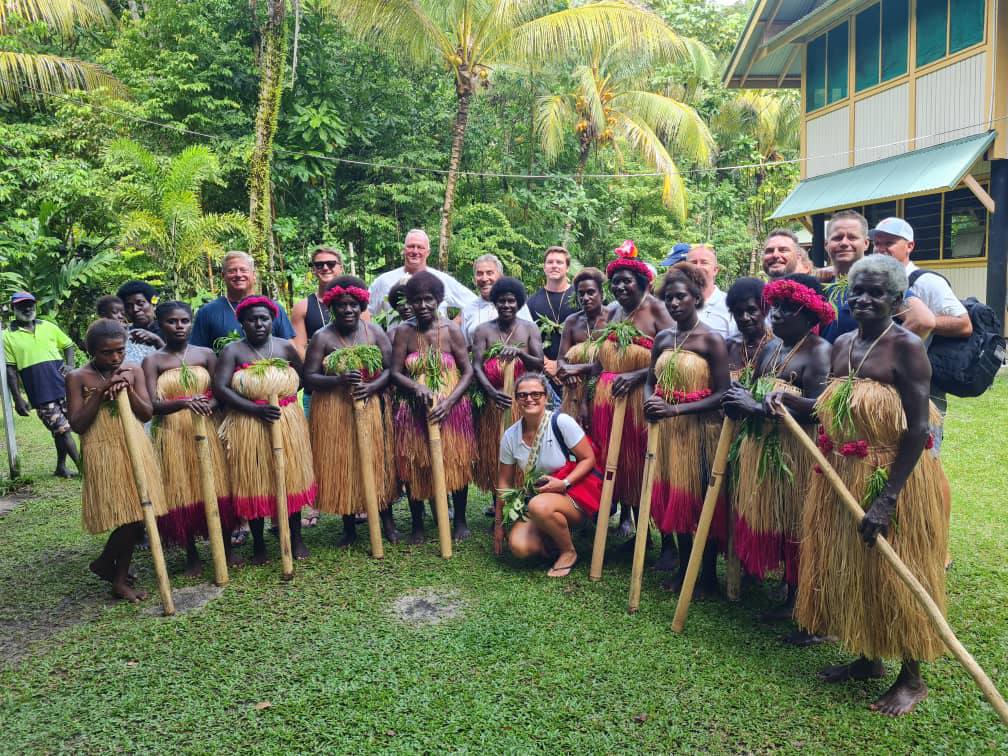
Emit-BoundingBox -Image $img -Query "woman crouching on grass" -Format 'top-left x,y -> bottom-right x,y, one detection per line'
67,318 -> 168,602
495,373 -> 601,577
214,296 -> 316,565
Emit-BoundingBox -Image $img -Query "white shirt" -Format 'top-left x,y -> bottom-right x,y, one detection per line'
669,287 -> 737,340
368,265 -> 478,316
905,261 -> 967,317
499,412 -> 585,474
460,297 -> 535,343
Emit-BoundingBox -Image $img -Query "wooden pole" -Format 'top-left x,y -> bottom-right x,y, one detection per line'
268,392 -> 294,580
0,318 -> 21,479
498,361 -> 517,438
192,414 -> 229,586
779,410 -> 1008,727
115,390 -> 175,616
427,408 -> 453,559
352,398 -> 384,559
628,422 -> 659,613
671,418 -> 735,633
589,396 -> 627,581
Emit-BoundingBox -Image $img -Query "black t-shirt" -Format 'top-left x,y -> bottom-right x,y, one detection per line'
526,286 -> 578,361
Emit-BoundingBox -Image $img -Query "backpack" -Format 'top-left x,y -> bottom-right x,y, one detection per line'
909,270 -> 1006,397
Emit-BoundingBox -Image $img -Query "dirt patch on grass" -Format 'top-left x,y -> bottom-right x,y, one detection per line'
391,588 -> 463,627
0,489 -> 34,517
142,583 -> 224,617
0,592 -> 105,667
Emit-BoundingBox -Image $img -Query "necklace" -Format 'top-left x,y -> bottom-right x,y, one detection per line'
617,296 -> 646,324
334,322 -> 363,349
90,363 -> 115,382
247,337 -> 274,362
847,319 -> 896,378
314,292 -> 331,328
671,318 -> 700,351
544,285 -> 572,322
741,329 -> 771,369
768,332 -> 810,378
583,309 -> 607,337
500,321 -> 518,346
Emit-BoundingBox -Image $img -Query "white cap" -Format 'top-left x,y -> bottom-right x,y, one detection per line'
869,217 -> 914,242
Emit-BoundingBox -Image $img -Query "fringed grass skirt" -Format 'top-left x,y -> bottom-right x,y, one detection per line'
560,341 -> 598,425
81,403 -> 168,534
474,356 -> 523,492
219,364 -> 316,519
796,378 -> 948,661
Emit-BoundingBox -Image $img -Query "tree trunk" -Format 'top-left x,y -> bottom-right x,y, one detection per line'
249,0 -> 287,286
127,0 -> 141,21
561,145 -> 591,246
437,82 -> 473,270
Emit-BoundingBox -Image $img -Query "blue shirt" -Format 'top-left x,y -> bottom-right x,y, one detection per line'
821,282 -> 916,343
190,296 -> 295,350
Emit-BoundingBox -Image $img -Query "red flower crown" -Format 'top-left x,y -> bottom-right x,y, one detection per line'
605,239 -> 654,282
762,279 -> 836,326
234,295 -> 278,320
320,285 -> 370,308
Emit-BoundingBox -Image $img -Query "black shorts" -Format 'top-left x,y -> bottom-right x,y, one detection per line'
36,398 -> 71,435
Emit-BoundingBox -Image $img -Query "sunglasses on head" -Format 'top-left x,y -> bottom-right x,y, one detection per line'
312,259 -> 340,271
515,390 -> 546,401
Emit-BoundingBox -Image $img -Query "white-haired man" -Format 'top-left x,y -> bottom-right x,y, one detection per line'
675,245 -> 737,339
460,253 -> 534,342
190,251 -> 295,349
368,229 -> 476,317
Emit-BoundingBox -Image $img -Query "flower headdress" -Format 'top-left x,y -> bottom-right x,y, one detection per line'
320,285 -> 370,308
234,295 -> 278,320
605,240 -> 654,283
763,278 -> 836,327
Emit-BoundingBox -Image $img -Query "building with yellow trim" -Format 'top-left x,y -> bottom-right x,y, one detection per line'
725,0 -> 1006,329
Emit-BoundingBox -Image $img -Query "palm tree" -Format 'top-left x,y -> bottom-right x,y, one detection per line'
332,0 -> 689,268
105,139 -> 248,297
713,89 -> 800,273
0,0 -> 124,102
536,38 -> 715,237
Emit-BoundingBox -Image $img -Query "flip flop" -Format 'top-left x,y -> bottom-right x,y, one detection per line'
230,527 -> 250,547
301,508 -> 321,527
547,555 -> 578,578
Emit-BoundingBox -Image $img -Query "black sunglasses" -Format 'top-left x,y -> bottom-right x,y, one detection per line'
312,260 -> 340,271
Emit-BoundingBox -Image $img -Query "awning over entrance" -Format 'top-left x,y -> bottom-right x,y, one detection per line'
770,131 -> 996,220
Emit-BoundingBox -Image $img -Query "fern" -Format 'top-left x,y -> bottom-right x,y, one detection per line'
213,330 -> 241,353
499,469 -> 544,524
243,357 -> 289,377
595,320 -> 644,354
863,466 -> 889,509
823,374 -> 856,438
324,344 -> 383,376
178,361 -> 198,393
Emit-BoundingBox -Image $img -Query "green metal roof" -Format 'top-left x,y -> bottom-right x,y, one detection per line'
770,131 -> 996,220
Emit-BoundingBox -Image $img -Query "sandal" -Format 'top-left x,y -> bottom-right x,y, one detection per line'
547,555 -> 578,578
230,526 -> 250,547
301,507 -> 321,527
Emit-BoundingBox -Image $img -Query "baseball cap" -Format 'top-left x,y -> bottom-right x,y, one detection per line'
869,217 -> 914,242
10,291 -> 36,305
660,242 -> 691,267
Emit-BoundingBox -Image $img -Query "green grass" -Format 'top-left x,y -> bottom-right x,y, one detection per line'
1,381 -> 1006,753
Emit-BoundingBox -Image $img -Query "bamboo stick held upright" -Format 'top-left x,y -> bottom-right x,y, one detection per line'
778,410 -> 1008,727
628,422 -> 659,613
115,390 -> 175,616
427,401 -> 453,559
268,392 -> 294,580
192,414 -> 229,586
353,397 -> 384,559
672,417 -> 735,633
589,396 -> 628,581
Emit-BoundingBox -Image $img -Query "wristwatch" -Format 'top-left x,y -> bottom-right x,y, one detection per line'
562,477 -> 571,491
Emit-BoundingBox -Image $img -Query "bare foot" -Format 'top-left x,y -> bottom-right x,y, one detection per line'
408,528 -> 426,546
183,559 -> 204,578
780,630 -> 831,647
337,531 -> 357,548
653,548 -> 679,573
818,658 -> 885,683
90,559 -> 137,585
547,551 -> 578,578
251,549 -> 270,566
293,540 -> 310,560
381,512 -> 400,544
660,574 -> 684,593
452,522 -> 471,541
614,517 -> 635,539
54,467 -> 78,478
227,550 -> 245,568
112,580 -> 148,603
759,604 -> 795,623
869,675 -> 928,716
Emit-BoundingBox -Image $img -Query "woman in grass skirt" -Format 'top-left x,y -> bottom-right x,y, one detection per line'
556,267 -> 609,431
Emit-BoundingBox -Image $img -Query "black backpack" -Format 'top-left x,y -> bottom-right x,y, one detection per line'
909,270 -> 1006,397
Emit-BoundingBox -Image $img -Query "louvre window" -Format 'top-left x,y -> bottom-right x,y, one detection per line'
806,22 -> 849,112
855,0 -> 909,92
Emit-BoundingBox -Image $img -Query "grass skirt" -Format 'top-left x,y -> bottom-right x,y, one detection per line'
81,397 -> 168,534
394,352 -> 475,501
649,350 -> 725,543
474,356 -> 524,492
590,340 -> 650,509
218,363 -> 317,519
310,362 -> 396,515
796,378 -> 948,661
560,341 -> 598,425
152,367 -> 236,546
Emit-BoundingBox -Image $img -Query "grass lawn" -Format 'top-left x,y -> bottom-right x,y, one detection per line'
1,381 -> 1006,753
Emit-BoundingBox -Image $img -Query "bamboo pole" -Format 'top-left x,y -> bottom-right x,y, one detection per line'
352,398 -> 384,559
589,396 -> 627,581
268,392 -> 294,580
0,318 -> 21,478
192,414 -> 229,586
498,361 -> 517,439
627,422 -> 659,613
115,390 -> 174,616
427,407 -> 453,559
779,410 -> 1008,727
671,418 -> 735,633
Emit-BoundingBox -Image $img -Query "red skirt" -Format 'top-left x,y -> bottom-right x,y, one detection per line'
553,460 -> 603,516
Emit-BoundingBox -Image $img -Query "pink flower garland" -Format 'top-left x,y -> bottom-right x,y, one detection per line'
320,285 -> 370,308
606,332 -> 654,350
253,395 -> 298,407
658,387 -> 712,404
762,278 -> 836,327
234,295 -> 278,320
605,239 -> 655,282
